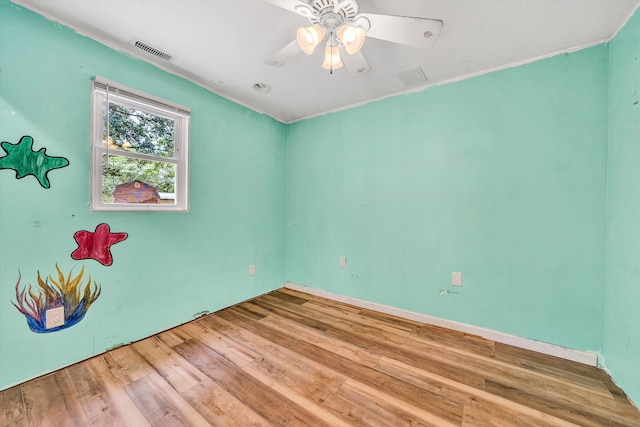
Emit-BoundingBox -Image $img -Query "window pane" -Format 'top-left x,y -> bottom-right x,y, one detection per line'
92,79 -> 189,212
102,154 -> 176,205
102,102 -> 175,158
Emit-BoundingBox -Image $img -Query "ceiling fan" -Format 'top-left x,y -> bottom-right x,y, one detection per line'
264,0 -> 444,76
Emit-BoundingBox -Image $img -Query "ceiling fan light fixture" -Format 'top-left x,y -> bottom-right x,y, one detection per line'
322,45 -> 343,70
337,25 -> 366,55
296,24 -> 324,54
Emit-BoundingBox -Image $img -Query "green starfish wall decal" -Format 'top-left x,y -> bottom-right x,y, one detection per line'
0,136 -> 70,189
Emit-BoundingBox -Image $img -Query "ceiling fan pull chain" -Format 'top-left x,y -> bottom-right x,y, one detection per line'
331,48 -> 335,74
330,42 -> 333,74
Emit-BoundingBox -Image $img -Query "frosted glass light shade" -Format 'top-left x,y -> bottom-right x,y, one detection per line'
296,25 -> 324,54
322,45 -> 343,70
337,25 -> 365,55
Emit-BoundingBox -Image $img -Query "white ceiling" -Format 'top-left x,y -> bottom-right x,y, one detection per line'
12,0 -> 640,123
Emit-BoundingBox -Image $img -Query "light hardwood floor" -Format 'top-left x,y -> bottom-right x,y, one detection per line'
1,288 -> 639,426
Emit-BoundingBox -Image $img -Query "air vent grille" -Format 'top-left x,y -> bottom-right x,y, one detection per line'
133,40 -> 173,61
397,66 -> 428,87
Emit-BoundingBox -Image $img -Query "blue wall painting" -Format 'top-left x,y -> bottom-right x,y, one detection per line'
12,265 -> 101,333
10,221 -> 129,333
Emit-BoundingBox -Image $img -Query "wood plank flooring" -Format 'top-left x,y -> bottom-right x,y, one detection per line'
2,288 -> 639,426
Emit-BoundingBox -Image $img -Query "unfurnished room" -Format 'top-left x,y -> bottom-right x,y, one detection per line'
0,0 -> 639,425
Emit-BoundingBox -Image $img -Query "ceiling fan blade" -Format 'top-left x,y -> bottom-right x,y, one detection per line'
341,50 -> 371,77
360,13 -> 444,49
265,39 -> 301,66
263,0 -> 315,18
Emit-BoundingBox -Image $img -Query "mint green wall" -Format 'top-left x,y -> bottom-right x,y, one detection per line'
0,0 -> 285,390
2,0 -> 638,406
286,47 -> 609,352
604,8 -> 640,406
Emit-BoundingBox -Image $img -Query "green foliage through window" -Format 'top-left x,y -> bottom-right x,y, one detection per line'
101,155 -> 175,203
104,104 -> 175,158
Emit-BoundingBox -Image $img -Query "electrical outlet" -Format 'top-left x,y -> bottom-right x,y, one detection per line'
45,306 -> 65,329
452,272 -> 463,287
249,264 -> 255,276
339,256 -> 347,268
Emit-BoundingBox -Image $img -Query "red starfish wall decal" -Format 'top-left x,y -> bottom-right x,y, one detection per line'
71,223 -> 128,266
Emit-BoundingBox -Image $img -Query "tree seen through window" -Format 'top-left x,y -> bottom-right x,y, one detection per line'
101,103 -> 176,203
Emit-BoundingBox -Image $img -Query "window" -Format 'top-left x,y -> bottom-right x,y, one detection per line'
91,78 -> 190,211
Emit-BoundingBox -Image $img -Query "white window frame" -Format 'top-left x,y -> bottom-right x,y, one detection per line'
91,77 -> 190,212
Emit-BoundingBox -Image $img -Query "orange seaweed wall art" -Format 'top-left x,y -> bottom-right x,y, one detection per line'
12,265 -> 101,333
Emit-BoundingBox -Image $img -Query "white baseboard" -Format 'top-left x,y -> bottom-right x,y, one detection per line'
284,282 -> 598,366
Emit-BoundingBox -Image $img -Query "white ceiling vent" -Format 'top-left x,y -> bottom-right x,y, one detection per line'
131,39 -> 174,61
397,66 -> 428,86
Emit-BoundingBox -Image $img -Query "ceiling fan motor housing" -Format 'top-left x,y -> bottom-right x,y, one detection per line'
306,0 -> 359,27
